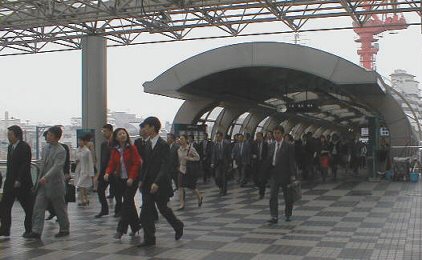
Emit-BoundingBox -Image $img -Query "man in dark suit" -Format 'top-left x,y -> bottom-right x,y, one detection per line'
95,124 -> 114,218
138,117 -> 184,247
232,133 -> 252,187
167,133 -> 179,191
252,132 -> 268,199
265,126 -> 297,224
135,123 -> 159,223
198,133 -> 213,183
0,125 -> 33,237
211,132 -> 232,195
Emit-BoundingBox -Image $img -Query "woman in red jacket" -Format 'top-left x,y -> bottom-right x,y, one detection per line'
104,128 -> 142,239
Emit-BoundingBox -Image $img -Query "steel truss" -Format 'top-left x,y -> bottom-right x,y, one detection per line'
0,0 -> 420,55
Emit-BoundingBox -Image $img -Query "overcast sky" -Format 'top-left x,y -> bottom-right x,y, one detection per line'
0,14 -> 420,126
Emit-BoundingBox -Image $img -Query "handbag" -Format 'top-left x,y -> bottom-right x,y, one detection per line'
287,180 -> 302,203
186,145 -> 200,177
65,181 -> 76,203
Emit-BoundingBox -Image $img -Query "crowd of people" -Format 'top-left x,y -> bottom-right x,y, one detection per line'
0,117 -> 369,247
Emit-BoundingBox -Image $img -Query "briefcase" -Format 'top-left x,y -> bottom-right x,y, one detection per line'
65,182 -> 76,203
288,180 -> 302,203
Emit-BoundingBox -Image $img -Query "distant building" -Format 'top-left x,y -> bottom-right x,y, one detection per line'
390,69 -> 421,134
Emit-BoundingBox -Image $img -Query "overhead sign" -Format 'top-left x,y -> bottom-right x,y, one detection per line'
286,101 -> 319,113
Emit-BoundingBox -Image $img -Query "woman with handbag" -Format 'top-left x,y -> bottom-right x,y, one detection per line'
104,128 -> 142,239
177,135 -> 203,210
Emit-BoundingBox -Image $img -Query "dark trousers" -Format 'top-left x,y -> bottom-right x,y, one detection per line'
115,178 -> 140,234
269,178 -> 293,219
97,177 -> 109,214
214,163 -> 227,194
0,187 -> 34,233
112,176 -> 123,215
202,160 -> 211,182
255,161 -> 269,196
140,192 -> 183,243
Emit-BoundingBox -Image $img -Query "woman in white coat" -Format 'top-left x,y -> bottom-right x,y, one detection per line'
75,135 -> 95,206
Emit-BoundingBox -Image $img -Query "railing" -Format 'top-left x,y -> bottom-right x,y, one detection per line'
0,160 -> 41,194
390,146 -> 422,160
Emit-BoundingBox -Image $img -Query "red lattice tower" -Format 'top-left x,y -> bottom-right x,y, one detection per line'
353,1 -> 408,70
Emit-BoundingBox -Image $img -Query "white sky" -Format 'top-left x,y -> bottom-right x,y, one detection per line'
0,14 -> 421,125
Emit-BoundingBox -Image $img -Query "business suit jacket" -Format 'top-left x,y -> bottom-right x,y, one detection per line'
99,140 -> 112,177
252,141 -> 268,162
37,143 -> 66,198
232,141 -> 252,166
198,140 -> 213,162
140,137 -> 173,199
4,141 -> 32,192
134,138 -> 147,160
169,143 -> 180,174
265,141 -> 297,185
211,141 -> 232,169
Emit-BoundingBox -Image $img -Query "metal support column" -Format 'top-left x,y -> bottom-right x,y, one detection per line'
81,36 -> 107,165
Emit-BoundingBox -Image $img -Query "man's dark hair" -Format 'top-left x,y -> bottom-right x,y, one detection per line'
256,132 -> 264,137
43,131 -> 48,138
48,126 -> 63,139
102,124 -> 113,131
142,117 -> 161,133
273,125 -> 285,134
7,125 -> 23,141
139,122 -> 145,128
167,133 -> 176,141
216,132 -> 224,137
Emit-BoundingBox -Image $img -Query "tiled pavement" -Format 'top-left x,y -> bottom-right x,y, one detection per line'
1,172 -> 422,260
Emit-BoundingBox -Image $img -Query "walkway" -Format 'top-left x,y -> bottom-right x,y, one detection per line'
1,173 -> 421,260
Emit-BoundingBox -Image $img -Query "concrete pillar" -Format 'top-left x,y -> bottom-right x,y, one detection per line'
81,36 -> 107,165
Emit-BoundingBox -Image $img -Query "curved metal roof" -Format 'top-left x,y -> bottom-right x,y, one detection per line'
143,42 -> 415,145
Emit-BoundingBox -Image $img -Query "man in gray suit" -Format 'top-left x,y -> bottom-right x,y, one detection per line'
264,126 -> 297,224
25,126 -> 70,239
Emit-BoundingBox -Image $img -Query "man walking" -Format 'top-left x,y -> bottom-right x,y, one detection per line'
0,125 -> 34,237
138,117 -> 184,247
95,124 -> 116,218
26,126 -> 70,239
211,132 -> 231,195
265,126 -> 297,224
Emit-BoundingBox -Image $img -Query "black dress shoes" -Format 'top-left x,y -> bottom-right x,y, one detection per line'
24,232 -> 41,239
22,231 -> 31,238
175,223 -> 184,240
137,240 -> 156,247
267,218 -> 278,224
55,231 -> 70,238
95,212 -> 109,218
285,216 -> 291,222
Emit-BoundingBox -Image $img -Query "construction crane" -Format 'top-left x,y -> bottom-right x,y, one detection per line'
353,2 -> 408,71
